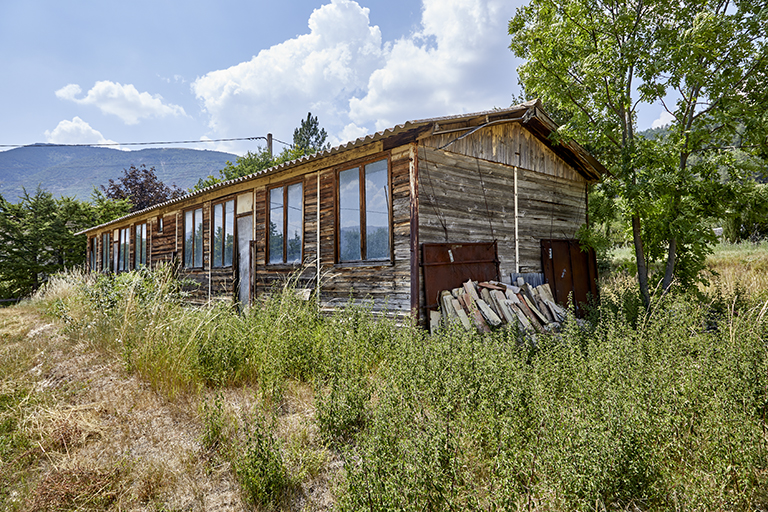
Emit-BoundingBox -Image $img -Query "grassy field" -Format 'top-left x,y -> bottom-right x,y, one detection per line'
2,242 -> 768,511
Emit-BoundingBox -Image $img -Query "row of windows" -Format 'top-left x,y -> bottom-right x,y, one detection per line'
181,158 -> 391,269
92,157 -> 392,271
93,222 -> 149,272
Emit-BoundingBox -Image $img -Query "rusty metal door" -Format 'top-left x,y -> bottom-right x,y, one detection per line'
540,239 -> 598,317
422,242 -> 499,311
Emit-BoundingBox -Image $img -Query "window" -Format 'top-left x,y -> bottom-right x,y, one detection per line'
268,182 -> 303,264
88,238 -> 96,271
157,216 -> 163,233
212,199 -> 235,267
135,223 -> 147,269
101,233 -> 110,272
118,227 -> 130,271
184,208 -> 204,268
338,159 -> 390,262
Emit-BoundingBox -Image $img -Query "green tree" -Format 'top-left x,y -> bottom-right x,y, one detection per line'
293,112 -> 329,153
648,1 -> 768,289
509,0 -> 767,307
193,112 -> 329,192
102,164 -> 186,212
0,187 -> 128,299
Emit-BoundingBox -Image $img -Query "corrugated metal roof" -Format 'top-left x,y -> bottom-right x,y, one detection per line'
77,100 -> 603,235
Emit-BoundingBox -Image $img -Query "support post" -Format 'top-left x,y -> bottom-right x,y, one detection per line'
409,143 -> 420,321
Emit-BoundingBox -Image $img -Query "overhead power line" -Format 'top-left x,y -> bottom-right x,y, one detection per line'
0,136 -> 294,149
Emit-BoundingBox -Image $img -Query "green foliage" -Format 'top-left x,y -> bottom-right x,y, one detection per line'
201,392 -> 228,454
0,186 -> 129,300
193,112 -> 329,192
34,264 -> 768,509
192,146 -> 304,191
342,291 -> 768,510
0,188 -> 87,299
724,183 -> 768,242
101,164 -> 185,212
293,112 -> 329,154
235,412 -> 289,510
510,0 -> 768,303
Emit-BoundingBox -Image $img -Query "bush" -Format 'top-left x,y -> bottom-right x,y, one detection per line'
235,412 -> 289,510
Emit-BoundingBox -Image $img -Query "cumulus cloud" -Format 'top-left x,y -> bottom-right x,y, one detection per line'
55,80 -> 186,124
44,117 -> 118,146
651,110 -> 675,129
192,0 -> 384,148
192,0 -> 520,152
349,0 -> 518,131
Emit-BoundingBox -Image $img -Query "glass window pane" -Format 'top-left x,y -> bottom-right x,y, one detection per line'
194,208 -> 203,268
102,234 -> 109,270
142,224 -> 147,265
365,160 -> 389,260
269,187 -> 284,264
286,183 -> 302,263
213,203 -> 223,267
339,168 -> 361,261
137,224 -> 146,267
224,200 -> 234,267
185,210 -> 194,267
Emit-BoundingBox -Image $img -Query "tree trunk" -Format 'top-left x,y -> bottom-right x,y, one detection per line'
632,214 -> 651,311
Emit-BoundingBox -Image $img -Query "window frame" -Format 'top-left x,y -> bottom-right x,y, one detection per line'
101,233 -> 110,272
117,227 -> 130,272
183,207 -> 205,269
135,222 -> 147,269
266,179 -> 304,266
211,197 -> 236,268
335,156 -> 392,264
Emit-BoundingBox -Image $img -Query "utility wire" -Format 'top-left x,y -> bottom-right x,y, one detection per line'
0,136 -> 295,149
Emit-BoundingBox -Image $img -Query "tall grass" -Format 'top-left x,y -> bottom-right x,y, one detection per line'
34,255 -> 768,510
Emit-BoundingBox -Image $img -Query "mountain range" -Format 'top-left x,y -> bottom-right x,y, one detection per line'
0,145 -> 237,201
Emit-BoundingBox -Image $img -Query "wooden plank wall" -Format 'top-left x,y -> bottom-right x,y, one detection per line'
423,122 -> 584,182
150,213 -> 177,266
417,141 -> 587,315
253,175 -> 318,294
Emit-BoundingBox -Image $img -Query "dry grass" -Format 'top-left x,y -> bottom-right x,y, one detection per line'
0,304 -> 247,511
702,241 -> 768,297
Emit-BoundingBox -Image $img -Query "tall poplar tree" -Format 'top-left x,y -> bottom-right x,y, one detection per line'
510,0 -> 767,308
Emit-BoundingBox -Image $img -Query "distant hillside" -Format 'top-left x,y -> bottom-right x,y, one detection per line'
0,145 -> 237,201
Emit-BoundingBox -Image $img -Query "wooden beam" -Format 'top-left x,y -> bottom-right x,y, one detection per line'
409,142 -> 420,320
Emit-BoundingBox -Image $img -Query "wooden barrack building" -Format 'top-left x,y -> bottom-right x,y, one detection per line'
78,100 -> 605,322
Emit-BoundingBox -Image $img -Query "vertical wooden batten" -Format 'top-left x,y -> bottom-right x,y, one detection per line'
409,143 -> 420,319
316,171 -> 321,302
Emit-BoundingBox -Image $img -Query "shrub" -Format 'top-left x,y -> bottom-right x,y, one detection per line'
235,412 -> 289,510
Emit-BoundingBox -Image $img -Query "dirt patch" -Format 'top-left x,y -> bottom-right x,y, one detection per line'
0,306 -> 246,511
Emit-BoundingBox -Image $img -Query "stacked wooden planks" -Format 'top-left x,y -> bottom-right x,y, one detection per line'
430,278 -> 569,334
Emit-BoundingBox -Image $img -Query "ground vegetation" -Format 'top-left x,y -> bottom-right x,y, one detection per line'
1,243 -> 766,510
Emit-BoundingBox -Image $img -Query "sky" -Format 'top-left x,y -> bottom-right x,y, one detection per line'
0,0 -> 670,157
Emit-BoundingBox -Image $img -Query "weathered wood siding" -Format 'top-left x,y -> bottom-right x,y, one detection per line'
151,213 -> 178,265
253,175 -> 318,294
423,121 -> 584,182
248,148 -> 412,316
417,124 -> 588,315
315,148 -> 412,316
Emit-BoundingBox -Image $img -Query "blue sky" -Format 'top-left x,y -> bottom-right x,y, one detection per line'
0,0 -> 668,156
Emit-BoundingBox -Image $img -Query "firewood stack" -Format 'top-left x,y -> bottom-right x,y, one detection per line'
431,278 -> 569,334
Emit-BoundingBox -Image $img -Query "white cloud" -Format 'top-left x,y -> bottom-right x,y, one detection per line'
192,0 -> 520,153
349,0 -> 518,131
192,0 -> 384,148
44,117 -> 119,146
651,110 -> 675,129
55,80 -> 186,124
